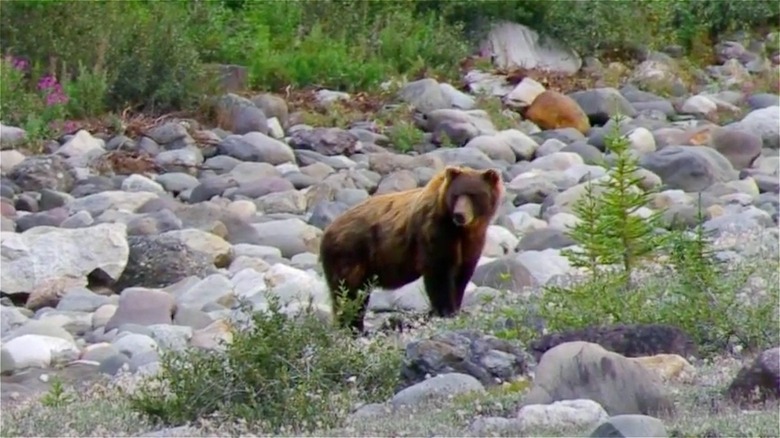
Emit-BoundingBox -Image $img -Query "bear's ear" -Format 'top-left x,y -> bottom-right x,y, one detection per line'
445,166 -> 462,181
482,168 -> 501,185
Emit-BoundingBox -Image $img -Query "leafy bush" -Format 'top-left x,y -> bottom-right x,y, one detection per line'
0,56 -> 71,148
240,2 -> 469,91
539,120 -> 780,356
104,2 -> 204,113
386,120 -> 425,153
669,0 -> 780,50
0,57 -> 40,127
1,0 -> 776,125
0,1 -> 204,114
562,119 -> 667,279
64,62 -> 109,120
416,0 -> 779,55
129,297 -> 402,433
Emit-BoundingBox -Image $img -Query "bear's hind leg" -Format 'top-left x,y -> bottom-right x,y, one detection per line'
333,283 -> 371,336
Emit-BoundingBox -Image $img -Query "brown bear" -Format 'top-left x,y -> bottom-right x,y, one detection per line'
319,165 -> 505,334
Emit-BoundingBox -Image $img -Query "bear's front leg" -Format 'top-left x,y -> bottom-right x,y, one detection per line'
452,255 -> 480,313
423,262 -> 458,317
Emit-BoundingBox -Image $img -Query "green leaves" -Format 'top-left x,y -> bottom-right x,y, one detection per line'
562,116 -> 665,280
541,116 -> 779,357
129,296 -> 402,433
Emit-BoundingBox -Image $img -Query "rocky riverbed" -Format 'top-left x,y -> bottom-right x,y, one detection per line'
1,30 -> 779,437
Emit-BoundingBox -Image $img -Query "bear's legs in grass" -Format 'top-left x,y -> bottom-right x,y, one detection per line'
333,257 -> 482,333
423,254 -> 480,318
335,284 -> 370,335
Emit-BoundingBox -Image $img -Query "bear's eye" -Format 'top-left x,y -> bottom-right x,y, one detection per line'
471,194 -> 491,215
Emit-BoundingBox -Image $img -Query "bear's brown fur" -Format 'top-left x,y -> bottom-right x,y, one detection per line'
320,165 -> 505,334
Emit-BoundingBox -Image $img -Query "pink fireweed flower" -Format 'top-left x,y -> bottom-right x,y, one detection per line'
13,58 -> 28,72
62,120 -> 80,134
38,74 -> 58,91
38,74 -> 69,106
45,91 -> 69,106
3,56 -> 29,72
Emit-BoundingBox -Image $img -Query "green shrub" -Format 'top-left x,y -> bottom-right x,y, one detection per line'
668,0 -> 780,50
660,210 -> 779,355
0,57 -> 41,127
40,376 -> 76,408
562,118 -> 667,281
0,1 -> 118,79
0,1 -> 205,114
542,226 -> 779,357
249,23 -> 387,92
418,0 -> 778,57
185,0 -> 275,66
1,0 -> 776,119
539,119 -> 780,356
104,2 -> 205,113
129,297 -> 402,433
242,3 -> 468,91
64,62 -> 109,120
0,56 -> 69,148
386,120 -> 425,153
475,95 -> 520,131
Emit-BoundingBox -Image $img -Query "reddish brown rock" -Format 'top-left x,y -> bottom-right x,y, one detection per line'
523,90 -> 591,134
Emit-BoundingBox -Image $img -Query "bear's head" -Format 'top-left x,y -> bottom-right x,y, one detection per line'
442,166 -> 504,227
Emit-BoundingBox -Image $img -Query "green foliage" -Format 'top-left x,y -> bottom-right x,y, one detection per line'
129,296 -> 401,433
491,301 -> 543,345
331,276 -> 377,332
659,207 -> 779,355
40,377 -> 76,408
64,62 -> 109,120
238,2 -> 469,91
540,119 -> 780,356
1,0 -> 776,128
669,0 -> 780,49
413,0 -> 777,56
0,58 -> 41,128
387,120 -> 425,153
3,2 -> 777,95
540,1 -> 675,55
0,57 -> 66,149
0,1 -> 207,115
562,118 -> 666,280
105,2 -> 204,113
475,95 -> 520,131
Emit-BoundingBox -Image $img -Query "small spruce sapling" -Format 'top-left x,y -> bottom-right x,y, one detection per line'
541,115 -> 671,330
561,115 -> 667,285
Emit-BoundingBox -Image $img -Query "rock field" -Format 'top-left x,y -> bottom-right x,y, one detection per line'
0,30 -> 779,437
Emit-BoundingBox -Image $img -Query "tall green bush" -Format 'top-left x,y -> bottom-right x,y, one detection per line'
105,2 -> 204,112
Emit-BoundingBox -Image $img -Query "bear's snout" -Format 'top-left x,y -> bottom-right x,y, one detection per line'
453,212 -> 467,226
